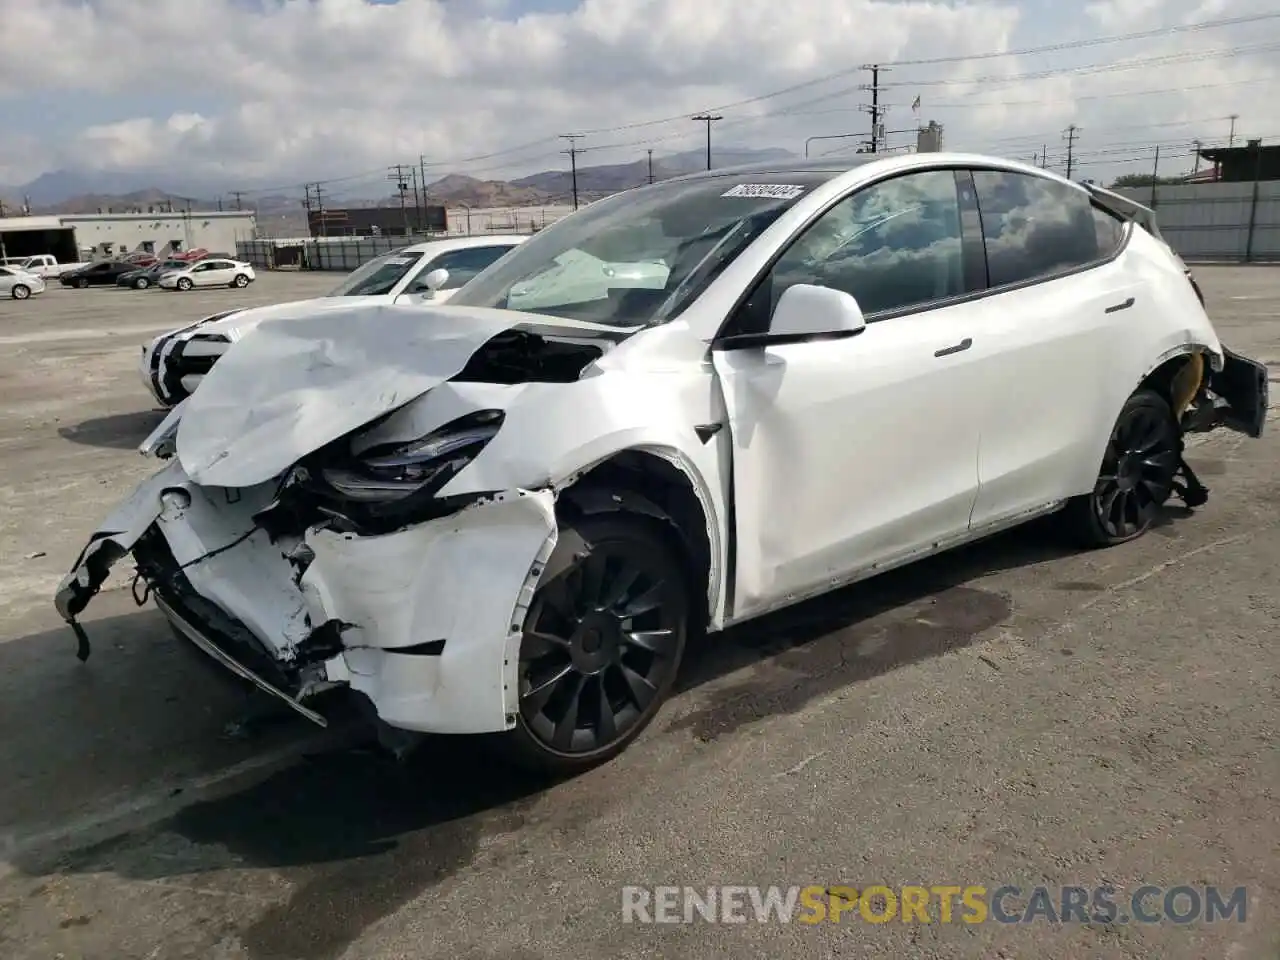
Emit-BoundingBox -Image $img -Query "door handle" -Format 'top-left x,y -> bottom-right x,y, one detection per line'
1104,297 -> 1135,314
934,337 -> 972,358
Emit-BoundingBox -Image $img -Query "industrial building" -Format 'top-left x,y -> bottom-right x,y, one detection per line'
0,210 -> 257,263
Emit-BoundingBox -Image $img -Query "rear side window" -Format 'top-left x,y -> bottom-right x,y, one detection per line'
1092,206 -> 1126,257
972,171 -> 1103,287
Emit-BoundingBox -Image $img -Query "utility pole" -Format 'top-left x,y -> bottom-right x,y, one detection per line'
1228,114 -> 1239,147
691,114 -> 722,170
646,149 -> 654,184
859,64 -> 890,153
410,166 -> 422,232
419,154 -> 433,229
1063,124 -> 1080,179
1150,144 -> 1160,208
230,190 -> 245,211
561,134 -> 584,210
388,165 -> 411,235
312,182 -> 329,237
216,196 -> 223,211
1192,139 -> 1203,174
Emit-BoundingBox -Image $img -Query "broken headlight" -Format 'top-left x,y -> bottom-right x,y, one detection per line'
321,410 -> 504,503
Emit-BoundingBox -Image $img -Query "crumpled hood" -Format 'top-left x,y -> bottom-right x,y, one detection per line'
174,302 -> 610,488
197,296 -> 358,339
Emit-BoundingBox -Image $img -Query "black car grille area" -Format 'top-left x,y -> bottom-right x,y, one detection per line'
133,529 -> 299,693
158,334 -> 229,403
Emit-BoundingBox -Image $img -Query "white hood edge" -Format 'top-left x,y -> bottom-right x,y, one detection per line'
174,301 -> 627,489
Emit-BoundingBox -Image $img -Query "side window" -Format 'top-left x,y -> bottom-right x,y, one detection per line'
971,171 -> 1102,287
413,246 -> 513,291
1092,206 -> 1126,257
761,170 -> 965,321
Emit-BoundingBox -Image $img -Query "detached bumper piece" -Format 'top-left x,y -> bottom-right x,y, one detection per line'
1182,347 -> 1269,440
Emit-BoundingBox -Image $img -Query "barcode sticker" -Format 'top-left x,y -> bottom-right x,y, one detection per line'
721,183 -> 806,200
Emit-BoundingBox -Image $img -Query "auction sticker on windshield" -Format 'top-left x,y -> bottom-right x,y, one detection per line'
721,183 -> 806,200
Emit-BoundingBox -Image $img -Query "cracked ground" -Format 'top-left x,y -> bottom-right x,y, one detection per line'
0,267 -> 1278,960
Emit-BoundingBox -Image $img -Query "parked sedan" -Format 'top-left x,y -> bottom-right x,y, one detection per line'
158,258 -> 256,291
56,155 -> 1267,776
60,260 -> 139,287
117,259 -> 188,289
0,266 -> 46,299
139,235 -> 527,405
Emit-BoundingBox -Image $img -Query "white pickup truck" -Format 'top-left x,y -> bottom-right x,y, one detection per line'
0,254 -> 87,279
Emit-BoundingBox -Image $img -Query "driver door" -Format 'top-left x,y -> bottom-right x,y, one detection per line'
711,168 -> 990,620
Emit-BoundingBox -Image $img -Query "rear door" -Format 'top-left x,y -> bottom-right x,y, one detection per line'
964,168 -> 1143,528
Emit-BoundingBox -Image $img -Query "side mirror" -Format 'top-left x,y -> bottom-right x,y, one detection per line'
420,267 -> 449,297
719,283 -> 866,350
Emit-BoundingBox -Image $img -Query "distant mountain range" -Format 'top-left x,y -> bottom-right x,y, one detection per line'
0,147 -> 796,219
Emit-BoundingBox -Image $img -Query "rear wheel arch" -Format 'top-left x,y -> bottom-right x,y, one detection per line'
1136,346 -> 1215,422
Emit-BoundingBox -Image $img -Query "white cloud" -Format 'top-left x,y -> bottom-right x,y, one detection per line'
0,0 -> 1277,193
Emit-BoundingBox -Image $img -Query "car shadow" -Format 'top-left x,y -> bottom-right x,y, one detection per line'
0,511 -> 1190,959
57,409 -> 167,449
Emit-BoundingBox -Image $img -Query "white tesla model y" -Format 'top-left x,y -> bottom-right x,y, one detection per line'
56,154 -> 1267,774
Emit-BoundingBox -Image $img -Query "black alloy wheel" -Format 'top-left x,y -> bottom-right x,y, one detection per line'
1069,389 -> 1181,546
77,277 -> 89,288
510,513 -> 689,774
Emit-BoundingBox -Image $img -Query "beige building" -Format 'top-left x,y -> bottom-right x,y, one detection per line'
0,210 -> 258,263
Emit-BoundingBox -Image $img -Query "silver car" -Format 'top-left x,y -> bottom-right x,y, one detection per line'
0,266 -> 46,300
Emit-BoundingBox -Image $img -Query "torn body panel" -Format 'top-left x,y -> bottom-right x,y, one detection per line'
57,454 -> 559,734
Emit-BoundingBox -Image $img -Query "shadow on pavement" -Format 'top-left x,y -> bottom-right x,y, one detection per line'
57,409 -> 167,450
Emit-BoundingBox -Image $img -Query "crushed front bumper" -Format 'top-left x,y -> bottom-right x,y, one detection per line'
55,461 -> 558,734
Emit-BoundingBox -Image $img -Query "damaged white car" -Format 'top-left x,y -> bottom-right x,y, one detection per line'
56,154 -> 1268,774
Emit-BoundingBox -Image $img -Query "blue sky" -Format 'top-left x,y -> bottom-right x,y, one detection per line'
1,0 -> 1277,198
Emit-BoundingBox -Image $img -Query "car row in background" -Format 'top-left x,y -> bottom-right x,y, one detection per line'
0,265 -> 47,299
59,256 -> 254,290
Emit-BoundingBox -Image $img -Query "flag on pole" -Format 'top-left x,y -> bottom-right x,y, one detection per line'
911,95 -> 921,114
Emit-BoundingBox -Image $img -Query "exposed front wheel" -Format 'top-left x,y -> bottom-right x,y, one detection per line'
1064,389 -> 1181,547
11,284 -> 30,299
176,277 -> 193,291
505,512 -> 690,775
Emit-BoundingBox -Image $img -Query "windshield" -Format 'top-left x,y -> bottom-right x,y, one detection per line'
325,250 -> 424,297
448,174 -> 833,327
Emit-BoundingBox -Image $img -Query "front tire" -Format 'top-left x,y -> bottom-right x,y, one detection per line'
135,277 -> 150,289
77,277 -> 89,288
11,284 -> 30,300
176,277 -> 193,291
504,512 -> 690,776
1063,389 -> 1181,547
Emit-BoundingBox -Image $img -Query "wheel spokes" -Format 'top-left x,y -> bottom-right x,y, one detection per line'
594,673 -> 618,745
551,673 -> 586,751
619,663 -> 657,710
523,663 -> 574,714
625,628 -> 677,657
620,580 -> 667,618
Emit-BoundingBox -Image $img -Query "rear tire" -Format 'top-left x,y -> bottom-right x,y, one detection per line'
499,511 -> 691,777
232,274 -> 249,288
11,284 -> 29,300
1061,389 -> 1181,547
